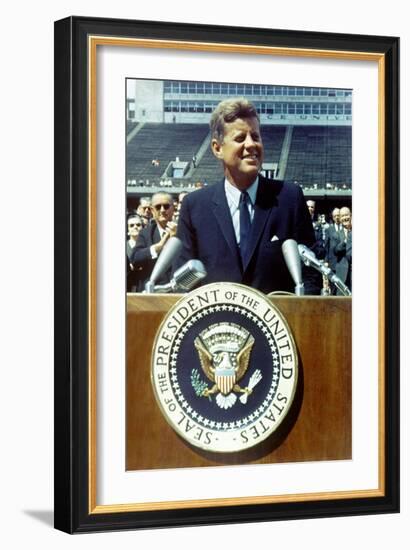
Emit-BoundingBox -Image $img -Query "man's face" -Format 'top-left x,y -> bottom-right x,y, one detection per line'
307,201 -> 315,218
137,200 -> 152,224
151,194 -> 174,229
211,117 -> 263,189
332,208 -> 340,224
127,217 -> 143,238
340,208 -> 351,230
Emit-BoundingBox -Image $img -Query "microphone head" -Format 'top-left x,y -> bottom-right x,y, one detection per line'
149,236 -> 182,284
282,239 -> 302,286
298,243 -> 321,268
173,260 -> 207,291
298,243 -> 311,257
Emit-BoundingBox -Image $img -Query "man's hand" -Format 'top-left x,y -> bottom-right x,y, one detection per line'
166,221 -> 177,238
153,222 -> 177,255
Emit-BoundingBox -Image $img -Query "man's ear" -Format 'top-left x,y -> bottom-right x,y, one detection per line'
211,138 -> 223,159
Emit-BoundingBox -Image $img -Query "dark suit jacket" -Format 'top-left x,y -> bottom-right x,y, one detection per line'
312,221 -> 327,260
176,176 -> 317,294
325,223 -> 341,272
333,229 -> 352,290
126,241 -> 144,292
129,223 -> 172,289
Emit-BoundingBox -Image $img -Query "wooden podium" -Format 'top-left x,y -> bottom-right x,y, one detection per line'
126,295 -> 351,471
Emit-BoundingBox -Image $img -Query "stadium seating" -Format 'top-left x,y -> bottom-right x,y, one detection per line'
127,123 -> 209,182
127,123 -> 352,190
127,121 -> 138,134
260,126 -> 286,163
284,126 -> 352,188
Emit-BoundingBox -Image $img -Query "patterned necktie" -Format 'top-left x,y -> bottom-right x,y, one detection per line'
239,191 -> 251,265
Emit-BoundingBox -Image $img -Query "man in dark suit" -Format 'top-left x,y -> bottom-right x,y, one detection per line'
126,214 -> 144,292
325,207 -> 341,272
176,98 -> 317,295
333,207 -> 352,294
307,199 -> 326,261
130,192 -> 177,289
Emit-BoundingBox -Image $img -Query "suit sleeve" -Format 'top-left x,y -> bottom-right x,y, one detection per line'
175,195 -> 198,270
346,235 -> 352,262
129,229 -> 155,268
334,232 -> 352,261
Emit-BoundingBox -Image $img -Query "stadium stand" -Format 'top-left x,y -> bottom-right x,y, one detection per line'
189,144 -> 223,184
260,126 -> 287,164
127,123 -> 352,192
127,123 -> 209,182
284,126 -> 352,188
127,121 -> 138,134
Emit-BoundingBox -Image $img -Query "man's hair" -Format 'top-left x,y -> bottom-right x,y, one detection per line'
127,214 -> 143,224
151,192 -> 173,204
139,196 -> 151,205
210,98 -> 260,143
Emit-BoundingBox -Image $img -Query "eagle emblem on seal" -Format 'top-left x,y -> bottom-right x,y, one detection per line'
192,323 -> 262,409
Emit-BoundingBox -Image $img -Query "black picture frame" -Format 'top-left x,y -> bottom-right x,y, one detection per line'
54,15 -> 399,534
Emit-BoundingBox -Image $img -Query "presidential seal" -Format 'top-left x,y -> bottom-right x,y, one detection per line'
151,283 -> 298,453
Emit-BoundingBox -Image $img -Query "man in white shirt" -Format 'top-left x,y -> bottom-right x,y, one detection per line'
176,97 -> 317,294
130,192 -> 177,289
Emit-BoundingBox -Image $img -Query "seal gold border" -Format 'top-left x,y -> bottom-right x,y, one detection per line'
151,282 -> 298,453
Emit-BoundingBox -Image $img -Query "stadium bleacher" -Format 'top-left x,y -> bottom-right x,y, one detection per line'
127,121 -> 138,134
260,126 -> 287,164
127,123 -> 352,191
127,123 -> 209,182
284,126 -> 352,188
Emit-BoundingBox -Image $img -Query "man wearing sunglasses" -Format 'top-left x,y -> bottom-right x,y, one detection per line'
137,196 -> 153,228
130,192 -> 177,289
126,214 -> 144,292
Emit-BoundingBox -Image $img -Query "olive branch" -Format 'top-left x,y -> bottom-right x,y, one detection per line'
191,369 -> 211,400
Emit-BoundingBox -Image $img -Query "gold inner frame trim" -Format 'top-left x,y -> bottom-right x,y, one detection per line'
88,35 -> 386,514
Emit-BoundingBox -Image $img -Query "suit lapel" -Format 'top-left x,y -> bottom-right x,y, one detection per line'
242,176 -> 274,271
151,224 -> 160,245
211,182 -> 241,264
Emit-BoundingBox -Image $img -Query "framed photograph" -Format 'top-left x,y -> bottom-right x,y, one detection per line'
54,16 -> 399,533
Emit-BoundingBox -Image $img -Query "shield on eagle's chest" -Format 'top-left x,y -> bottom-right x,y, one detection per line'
215,367 -> 236,395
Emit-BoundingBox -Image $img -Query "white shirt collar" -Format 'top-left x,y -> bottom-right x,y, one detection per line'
156,223 -> 168,237
224,176 -> 259,210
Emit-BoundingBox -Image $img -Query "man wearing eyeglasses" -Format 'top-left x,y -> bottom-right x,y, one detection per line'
130,192 -> 177,289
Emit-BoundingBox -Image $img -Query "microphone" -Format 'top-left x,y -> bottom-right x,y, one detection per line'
145,236 -> 182,293
298,244 -> 328,272
150,260 -> 207,293
282,239 -> 304,296
298,244 -> 351,296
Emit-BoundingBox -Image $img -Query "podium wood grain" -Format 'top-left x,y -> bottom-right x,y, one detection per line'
126,295 -> 351,470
